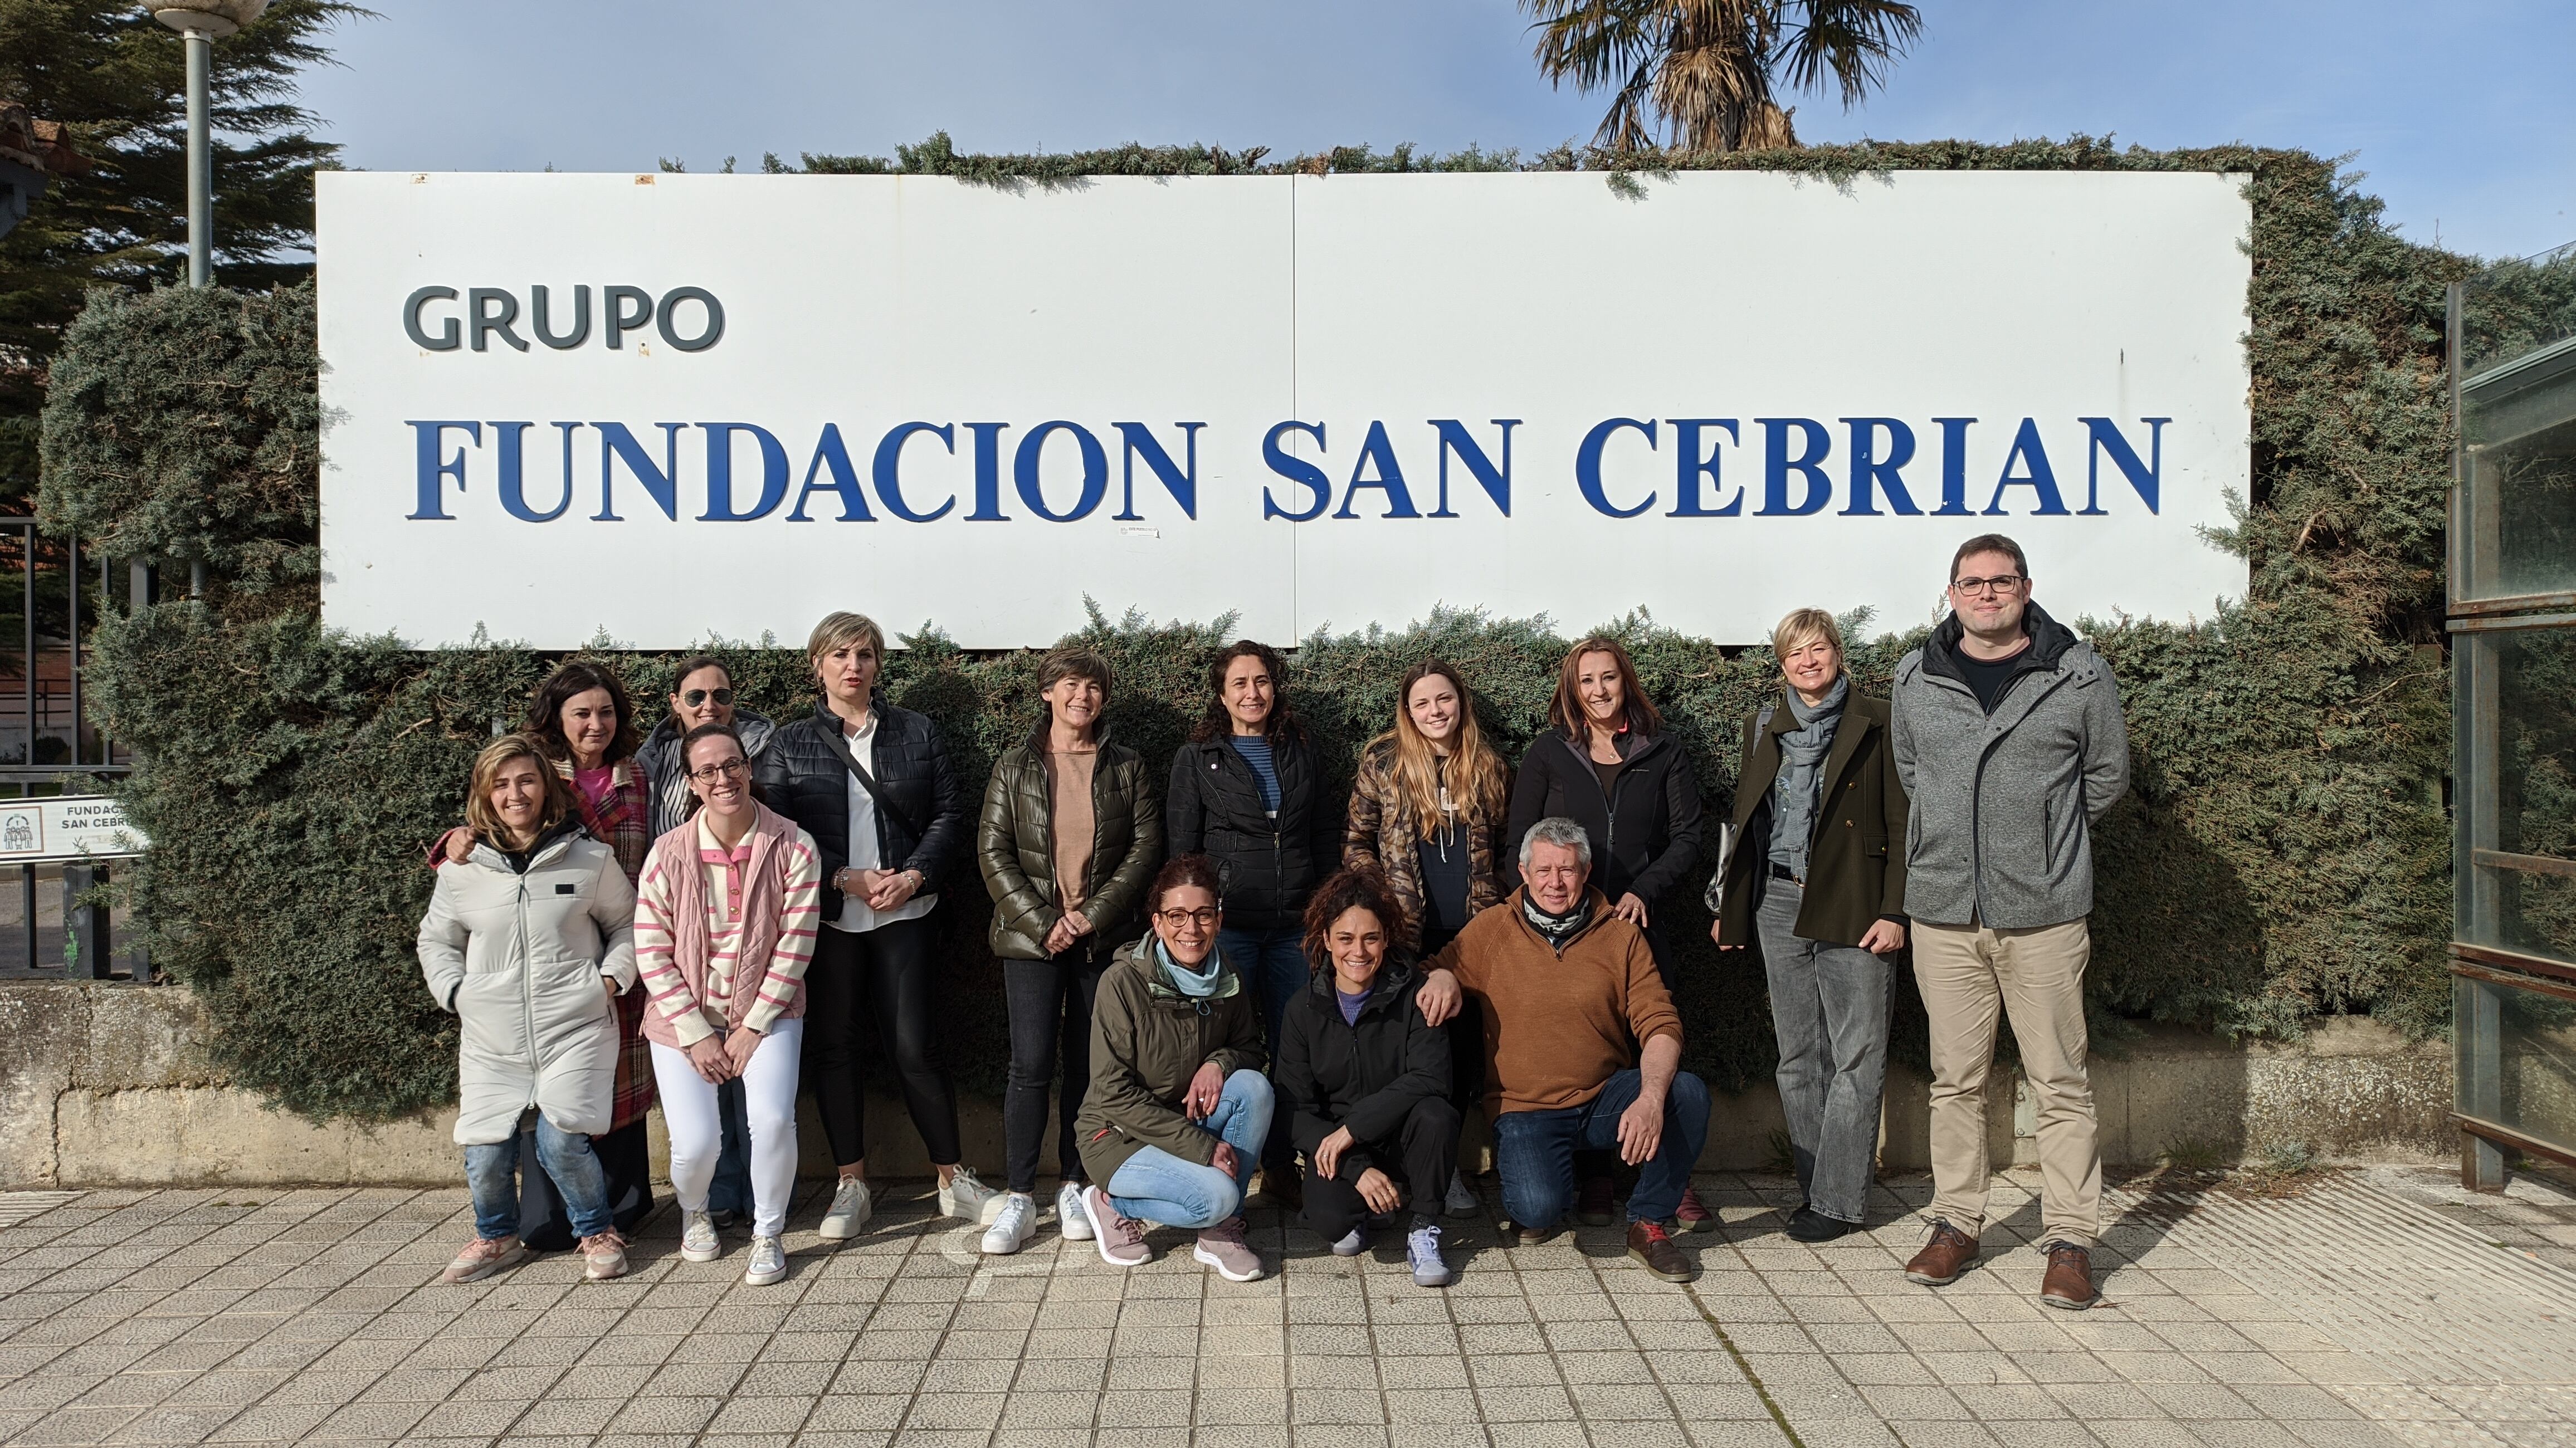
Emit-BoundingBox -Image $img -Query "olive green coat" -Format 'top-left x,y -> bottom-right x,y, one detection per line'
1074,935 -> 1267,1185
978,724 -> 1163,961
1714,687 -> 1911,950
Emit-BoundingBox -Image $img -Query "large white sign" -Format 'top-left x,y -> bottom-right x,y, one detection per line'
317,169 -> 2251,648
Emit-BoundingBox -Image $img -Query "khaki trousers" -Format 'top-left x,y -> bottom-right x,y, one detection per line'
1912,917 -> 2102,1246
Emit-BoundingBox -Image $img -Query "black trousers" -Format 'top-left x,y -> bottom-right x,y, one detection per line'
1299,1097 -> 1461,1242
1001,945 -> 1109,1193
516,1116 -> 652,1251
803,916 -> 962,1168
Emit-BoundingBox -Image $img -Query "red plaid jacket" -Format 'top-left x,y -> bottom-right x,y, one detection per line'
558,759 -> 657,1131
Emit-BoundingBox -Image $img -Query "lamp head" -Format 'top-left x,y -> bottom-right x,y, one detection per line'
152,1 -> 269,37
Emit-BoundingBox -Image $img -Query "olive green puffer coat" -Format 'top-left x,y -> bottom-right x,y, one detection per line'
978,723 -> 1163,960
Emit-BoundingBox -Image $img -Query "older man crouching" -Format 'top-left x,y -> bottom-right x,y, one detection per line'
1413,816 -> 1711,1281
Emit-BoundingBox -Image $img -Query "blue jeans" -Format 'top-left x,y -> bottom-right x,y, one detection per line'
465,1113 -> 612,1242
1219,926 -> 1307,1170
1106,1069 -> 1273,1229
1495,1069 -> 1711,1231
707,1078 -> 753,1217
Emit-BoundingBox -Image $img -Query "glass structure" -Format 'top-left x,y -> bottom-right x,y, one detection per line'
2453,240 -> 2576,1187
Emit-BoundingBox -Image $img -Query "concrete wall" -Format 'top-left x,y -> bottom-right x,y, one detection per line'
0,982 -> 2457,1188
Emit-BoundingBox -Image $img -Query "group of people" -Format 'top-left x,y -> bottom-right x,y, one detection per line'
415,531 -> 2130,1311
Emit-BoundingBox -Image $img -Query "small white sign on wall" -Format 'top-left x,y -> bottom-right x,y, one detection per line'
0,796 -> 147,863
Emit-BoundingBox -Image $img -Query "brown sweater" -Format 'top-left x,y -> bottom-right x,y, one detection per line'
1428,887 -> 1683,1117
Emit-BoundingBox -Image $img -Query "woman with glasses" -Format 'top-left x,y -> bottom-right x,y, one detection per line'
633,655 -> 777,1231
1505,636 -> 1711,1232
437,661 -> 662,1244
1343,658 -> 1510,1216
1074,854 -> 1272,1282
635,723 -> 822,1285
977,647 -> 1163,1255
754,612 -> 993,1241
1712,609 -> 1908,1242
1166,639 -> 1335,1206
419,733 -> 638,1285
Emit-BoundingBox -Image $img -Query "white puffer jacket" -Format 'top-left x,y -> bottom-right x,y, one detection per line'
417,826 -> 640,1146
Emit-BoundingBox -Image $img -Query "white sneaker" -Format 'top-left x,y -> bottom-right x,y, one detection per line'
1056,1182 -> 1094,1242
938,1165 -> 1003,1224
981,1193 -> 1037,1255
1445,1170 -> 1481,1217
818,1177 -> 873,1241
680,1210 -> 721,1263
743,1234 -> 787,1286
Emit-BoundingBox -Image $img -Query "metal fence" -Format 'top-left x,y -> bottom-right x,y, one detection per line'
0,519 -> 148,981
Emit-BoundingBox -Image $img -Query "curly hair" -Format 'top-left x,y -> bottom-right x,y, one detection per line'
1300,865 -> 1413,977
1188,638 -> 1306,746
526,660 -> 642,765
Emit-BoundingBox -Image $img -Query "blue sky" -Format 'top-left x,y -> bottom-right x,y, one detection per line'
294,1 -> 2573,262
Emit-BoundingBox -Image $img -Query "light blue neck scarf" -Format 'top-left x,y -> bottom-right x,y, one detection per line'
1155,938 -> 1224,999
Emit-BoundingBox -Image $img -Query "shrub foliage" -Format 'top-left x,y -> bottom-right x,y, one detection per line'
39,139 -> 2492,1121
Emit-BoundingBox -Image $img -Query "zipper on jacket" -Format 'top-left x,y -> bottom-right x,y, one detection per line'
516,873 -> 539,1111
1953,666 -> 2072,926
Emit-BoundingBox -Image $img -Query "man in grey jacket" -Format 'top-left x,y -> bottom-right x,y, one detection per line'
1890,534 -> 2130,1311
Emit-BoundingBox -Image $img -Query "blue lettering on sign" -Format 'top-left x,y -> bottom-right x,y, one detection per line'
397,415 -> 2185,526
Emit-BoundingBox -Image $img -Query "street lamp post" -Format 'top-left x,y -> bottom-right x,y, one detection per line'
151,1 -> 269,288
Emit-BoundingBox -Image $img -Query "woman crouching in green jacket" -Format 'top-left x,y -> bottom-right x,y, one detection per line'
976,647 -> 1163,1256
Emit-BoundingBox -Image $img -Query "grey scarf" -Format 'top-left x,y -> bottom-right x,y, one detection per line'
1768,674 -> 1848,881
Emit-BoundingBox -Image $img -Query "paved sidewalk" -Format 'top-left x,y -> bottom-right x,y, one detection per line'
0,1164 -> 2569,1447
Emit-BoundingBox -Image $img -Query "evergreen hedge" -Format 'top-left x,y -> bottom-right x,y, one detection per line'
38,139 -> 2491,1123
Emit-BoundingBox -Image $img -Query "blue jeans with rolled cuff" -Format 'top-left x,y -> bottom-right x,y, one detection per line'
465,1111 -> 612,1242
1495,1068 -> 1711,1233
1105,1069 -> 1274,1229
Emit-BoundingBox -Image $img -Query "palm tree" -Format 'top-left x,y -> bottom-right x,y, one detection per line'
1523,0 -> 1923,154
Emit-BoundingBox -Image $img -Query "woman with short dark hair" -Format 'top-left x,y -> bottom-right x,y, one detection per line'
1275,867 -> 1458,1286
1165,639 -> 1335,1205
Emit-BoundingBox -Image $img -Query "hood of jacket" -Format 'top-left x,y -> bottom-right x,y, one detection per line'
1139,933 -> 1246,1005
1919,600 -> 2080,689
472,816 -> 588,875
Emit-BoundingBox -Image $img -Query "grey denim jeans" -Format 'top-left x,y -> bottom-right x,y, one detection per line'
1755,878 -> 1894,1224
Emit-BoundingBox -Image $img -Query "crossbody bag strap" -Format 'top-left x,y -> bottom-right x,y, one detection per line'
817,720 -> 927,845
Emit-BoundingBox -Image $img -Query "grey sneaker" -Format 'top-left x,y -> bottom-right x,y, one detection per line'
1408,1221 -> 1455,1287
1193,1216 -> 1265,1282
818,1177 -> 873,1241
938,1165 -> 1002,1224
1444,1170 -> 1481,1217
1330,1226 -> 1368,1257
1081,1186 -> 1149,1266
440,1235 -> 523,1284
680,1210 -> 721,1263
1056,1182 -> 1094,1242
743,1233 -> 788,1286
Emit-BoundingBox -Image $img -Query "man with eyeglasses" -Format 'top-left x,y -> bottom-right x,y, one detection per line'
1890,534 -> 2130,1310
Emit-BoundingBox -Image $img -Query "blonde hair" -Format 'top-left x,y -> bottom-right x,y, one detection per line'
1368,659 -> 1509,842
806,612 -> 886,673
1771,608 -> 1844,661
464,734 -> 573,848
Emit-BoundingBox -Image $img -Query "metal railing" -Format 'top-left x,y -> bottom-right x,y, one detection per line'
0,520 -> 148,981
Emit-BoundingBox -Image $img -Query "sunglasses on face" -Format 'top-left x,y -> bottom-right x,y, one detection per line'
681,688 -> 734,708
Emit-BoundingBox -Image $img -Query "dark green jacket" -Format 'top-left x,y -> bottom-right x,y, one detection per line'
1075,935 -> 1266,1185
978,724 -> 1162,961
1714,686 -> 1910,950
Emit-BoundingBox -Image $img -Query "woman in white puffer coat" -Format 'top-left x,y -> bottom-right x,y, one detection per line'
418,733 -> 639,1285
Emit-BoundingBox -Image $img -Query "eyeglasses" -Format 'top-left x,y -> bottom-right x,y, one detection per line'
1950,574 -> 2027,596
687,757 -> 749,784
681,688 -> 734,708
1157,907 -> 1220,930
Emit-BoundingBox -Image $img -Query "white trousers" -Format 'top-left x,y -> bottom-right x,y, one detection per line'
650,1016 -> 803,1238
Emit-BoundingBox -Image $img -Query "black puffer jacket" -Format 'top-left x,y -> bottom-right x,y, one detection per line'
978,723 -> 1163,960
1504,721 -> 1707,908
1165,731 -> 1336,932
1273,958 -> 1451,1171
755,697 -> 969,916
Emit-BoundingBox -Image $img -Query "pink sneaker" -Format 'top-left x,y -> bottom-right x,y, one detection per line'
578,1230 -> 628,1281
1192,1216 -> 1264,1283
1081,1186 -> 1150,1267
441,1235 -> 524,1284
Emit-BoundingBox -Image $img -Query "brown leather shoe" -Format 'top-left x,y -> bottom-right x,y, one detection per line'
1626,1220 -> 1696,1283
2039,1240 -> 2097,1310
1902,1219 -> 1978,1286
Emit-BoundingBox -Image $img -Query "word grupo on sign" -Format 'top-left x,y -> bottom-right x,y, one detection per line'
318,169 -> 2251,649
